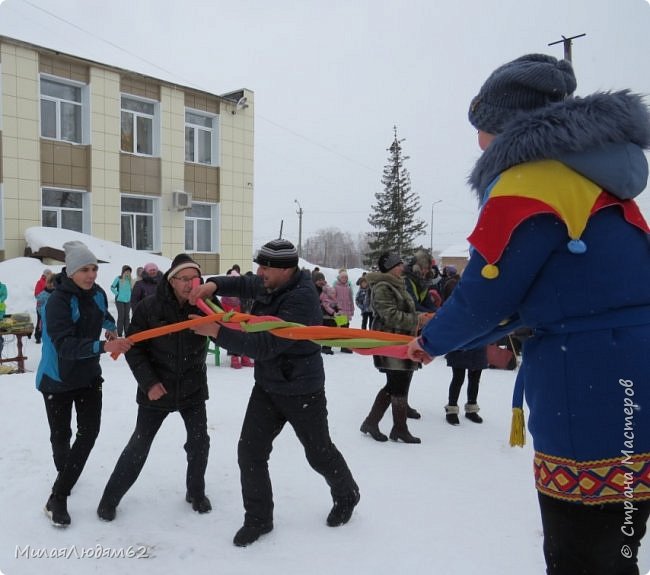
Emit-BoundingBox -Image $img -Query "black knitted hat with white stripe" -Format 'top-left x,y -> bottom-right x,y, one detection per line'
254,239 -> 299,268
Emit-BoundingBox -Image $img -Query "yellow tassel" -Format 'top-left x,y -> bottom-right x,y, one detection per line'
509,407 -> 526,447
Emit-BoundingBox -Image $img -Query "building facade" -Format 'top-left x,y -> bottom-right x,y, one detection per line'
0,35 -> 254,274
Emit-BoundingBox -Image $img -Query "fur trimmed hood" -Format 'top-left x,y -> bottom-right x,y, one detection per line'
469,90 -> 650,201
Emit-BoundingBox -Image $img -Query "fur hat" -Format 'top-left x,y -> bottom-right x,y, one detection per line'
63,241 -> 98,276
166,254 -> 201,283
254,239 -> 299,269
378,251 -> 403,273
414,249 -> 432,269
468,53 -> 577,134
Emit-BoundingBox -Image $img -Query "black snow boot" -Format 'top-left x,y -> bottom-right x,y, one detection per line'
360,390 -> 391,442
464,402 -> 483,424
327,489 -> 360,527
445,404 -> 460,425
406,405 -> 421,419
45,493 -> 71,527
389,396 -> 421,444
186,492 -> 212,514
233,522 -> 274,547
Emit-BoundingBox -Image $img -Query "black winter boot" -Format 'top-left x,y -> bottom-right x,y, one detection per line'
360,390 -> 391,442
45,493 -> 71,527
233,522 -> 274,547
389,396 -> 421,444
97,498 -> 117,522
464,402 -> 483,424
327,489 -> 360,527
186,492 -> 212,514
445,404 -> 460,425
406,405 -> 421,419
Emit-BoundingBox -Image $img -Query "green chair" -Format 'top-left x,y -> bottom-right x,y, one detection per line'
206,338 -> 220,366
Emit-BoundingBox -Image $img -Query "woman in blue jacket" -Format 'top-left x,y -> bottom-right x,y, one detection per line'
408,54 -> 650,574
37,241 -> 132,527
110,264 -> 133,336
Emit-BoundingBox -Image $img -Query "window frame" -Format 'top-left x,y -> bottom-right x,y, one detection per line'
39,74 -> 89,144
120,94 -> 161,157
184,108 -> 219,166
41,187 -> 90,233
184,201 -> 219,253
120,194 -> 161,252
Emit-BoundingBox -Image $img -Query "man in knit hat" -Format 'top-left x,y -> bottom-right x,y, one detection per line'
98,254 -> 214,521
37,241 -> 132,527
407,53 -> 650,573
190,239 -> 360,547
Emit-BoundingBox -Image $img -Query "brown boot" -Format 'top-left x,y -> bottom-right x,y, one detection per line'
360,390 -> 391,442
389,396 -> 421,444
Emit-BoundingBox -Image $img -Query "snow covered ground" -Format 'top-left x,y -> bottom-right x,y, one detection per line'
0,229 -> 647,575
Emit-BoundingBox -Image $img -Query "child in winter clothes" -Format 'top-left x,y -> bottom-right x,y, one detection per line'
313,272 -> 338,354
355,277 -> 372,330
333,269 -> 354,353
220,268 -> 253,368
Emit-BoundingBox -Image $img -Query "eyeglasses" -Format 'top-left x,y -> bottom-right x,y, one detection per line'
172,275 -> 200,284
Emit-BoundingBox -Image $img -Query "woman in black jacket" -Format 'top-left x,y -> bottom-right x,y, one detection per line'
97,254 -> 213,521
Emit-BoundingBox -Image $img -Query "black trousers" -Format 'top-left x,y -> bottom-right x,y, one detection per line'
35,310 -> 43,341
538,492 -> 650,574
448,367 -> 481,405
115,301 -> 131,337
101,402 -> 210,506
361,312 -> 373,330
238,385 -> 358,526
42,384 -> 102,496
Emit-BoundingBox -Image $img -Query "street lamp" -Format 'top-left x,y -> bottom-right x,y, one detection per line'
294,199 -> 303,258
430,200 -> 442,254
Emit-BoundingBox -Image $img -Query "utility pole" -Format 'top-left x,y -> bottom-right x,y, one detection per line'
430,200 -> 442,254
548,33 -> 586,63
294,199 -> 303,258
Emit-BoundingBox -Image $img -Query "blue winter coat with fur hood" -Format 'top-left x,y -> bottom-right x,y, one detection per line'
418,90 -> 650,505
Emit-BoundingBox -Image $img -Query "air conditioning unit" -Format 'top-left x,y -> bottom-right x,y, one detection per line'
173,191 -> 192,211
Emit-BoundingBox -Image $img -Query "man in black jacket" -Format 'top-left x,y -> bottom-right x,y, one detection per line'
190,239 -> 360,547
97,254 -> 212,521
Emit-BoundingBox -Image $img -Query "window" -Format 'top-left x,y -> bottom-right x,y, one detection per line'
185,110 -> 218,165
121,195 -> 159,251
121,96 -> 159,156
40,77 -> 86,144
185,202 -> 218,252
41,188 -> 88,232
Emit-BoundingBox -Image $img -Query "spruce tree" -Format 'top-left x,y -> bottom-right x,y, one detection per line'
365,127 -> 427,267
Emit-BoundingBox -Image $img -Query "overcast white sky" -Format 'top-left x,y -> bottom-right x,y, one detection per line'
1,0 -> 649,252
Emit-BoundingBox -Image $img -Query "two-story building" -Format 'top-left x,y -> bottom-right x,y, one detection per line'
0,35 -> 254,274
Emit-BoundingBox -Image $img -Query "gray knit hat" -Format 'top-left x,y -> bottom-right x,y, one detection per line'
468,53 -> 577,135
254,239 -> 299,268
63,241 -> 98,276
